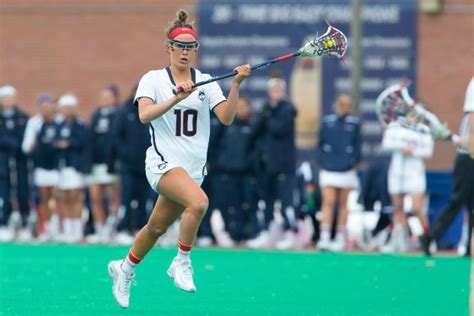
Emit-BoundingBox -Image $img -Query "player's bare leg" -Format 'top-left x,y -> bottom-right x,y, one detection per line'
318,186 -> 336,250
332,188 -> 350,251
411,192 -> 429,233
61,189 -> 83,243
382,194 -> 407,253
158,168 -> 208,293
108,168 -> 207,307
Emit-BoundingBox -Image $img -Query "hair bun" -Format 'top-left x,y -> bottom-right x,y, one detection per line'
178,10 -> 188,23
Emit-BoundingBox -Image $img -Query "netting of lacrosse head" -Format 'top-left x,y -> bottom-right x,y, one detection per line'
375,83 -> 414,127
299,26 -> 347,59
376,83 -> 452,140
414,101 -> 452,140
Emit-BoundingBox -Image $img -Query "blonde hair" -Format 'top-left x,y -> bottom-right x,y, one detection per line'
166,10 -> 196,38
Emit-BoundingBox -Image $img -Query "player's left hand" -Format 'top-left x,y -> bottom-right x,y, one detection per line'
232,64 -> 251,85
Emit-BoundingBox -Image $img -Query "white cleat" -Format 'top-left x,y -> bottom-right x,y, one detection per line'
329,237 -> 346,252
108,260 -> 135,308
167,257 -> 196,293
114,232 -> 135,246
246,231 -> 270,249
17,228 -> 33,242
196,236 -> 213,247
317,237 -> 331,251
275,231 -> 296,250
0,227 -> 14,242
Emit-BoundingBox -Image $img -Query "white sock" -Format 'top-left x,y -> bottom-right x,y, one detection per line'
72,219 -> 83,239
63,218 -> 72,235
320,224 -> 331,240
336,225 -> 346,240
459,222 -> 469,245
121,252 -> 139,275
94,223 -> 104,235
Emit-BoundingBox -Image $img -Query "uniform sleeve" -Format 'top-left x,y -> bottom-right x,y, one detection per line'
381,123 -> 404,152
134,71 -> 157,105
464,77 -> 474,113
22,116 -> 42,154
206,80 -> 226,111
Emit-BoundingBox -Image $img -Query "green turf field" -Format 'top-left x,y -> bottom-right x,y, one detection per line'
0,244 -> 469,316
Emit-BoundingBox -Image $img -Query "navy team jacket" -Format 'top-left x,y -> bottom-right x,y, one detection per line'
216,117 -> 258,174
89,107 -> 117,165
111,100 -> 150,175
0,107 -> 28,177
55,117 -> 88,172
318,114 -> 361,172
252,100 -> 297,175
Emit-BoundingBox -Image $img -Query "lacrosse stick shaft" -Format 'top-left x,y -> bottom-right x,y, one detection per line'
173,52 -> 300,94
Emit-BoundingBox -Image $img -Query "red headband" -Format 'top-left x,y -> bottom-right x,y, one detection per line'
168,27 -> 198,40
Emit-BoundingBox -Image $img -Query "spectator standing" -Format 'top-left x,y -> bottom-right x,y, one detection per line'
247,76 -> 297,249
22,94 -> 62,241
55,94 -> 88,243
0,85 -> 30,241
112,87 -> 157,245
317,94 -> 361,252
217,96 -> 261,244
87,85 -> 120,243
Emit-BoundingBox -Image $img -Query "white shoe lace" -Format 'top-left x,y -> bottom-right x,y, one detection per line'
180,260 -> 194,282
118,273 -> 136,296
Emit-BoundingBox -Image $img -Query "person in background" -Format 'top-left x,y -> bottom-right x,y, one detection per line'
0,85 -> 30,241
420,76 -> 474,257
87,85 -> 120,243
55,94 -> 88,243
217,96 -> 261,245
22,94 -> 62,241
112,86 -> 157,245
196,112 -> 224,247
381,109 -> 433,253
317,94 -> 361,252
247,75 -> 297,249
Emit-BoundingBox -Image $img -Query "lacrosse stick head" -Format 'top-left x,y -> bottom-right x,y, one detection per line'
299,25 -> 348,59
376,82 -> 453,140
375,82 -> 414,127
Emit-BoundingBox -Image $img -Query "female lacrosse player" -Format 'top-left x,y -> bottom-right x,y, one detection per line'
108,10 -> 251,308
381,109 -> 434,253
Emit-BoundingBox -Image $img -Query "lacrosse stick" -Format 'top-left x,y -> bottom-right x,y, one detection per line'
173,25 -> 347,94
375,82 -> 454,140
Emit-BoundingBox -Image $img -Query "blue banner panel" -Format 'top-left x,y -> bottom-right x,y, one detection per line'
198,0 -> 418,162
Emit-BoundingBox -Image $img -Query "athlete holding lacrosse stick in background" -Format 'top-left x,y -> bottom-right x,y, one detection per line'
376,83 -> 440,253
107,9 -> 347,309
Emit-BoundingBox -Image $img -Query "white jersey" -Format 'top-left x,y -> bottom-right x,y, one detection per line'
382,119 -> 433,184
135,67 -> 226,179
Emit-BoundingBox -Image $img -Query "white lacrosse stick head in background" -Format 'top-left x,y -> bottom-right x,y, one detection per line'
376,82 -> 452,140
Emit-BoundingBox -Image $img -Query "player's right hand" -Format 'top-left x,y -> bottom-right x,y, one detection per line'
175,80 -> 196,100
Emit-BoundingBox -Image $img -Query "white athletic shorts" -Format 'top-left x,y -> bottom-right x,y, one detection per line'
388,172 -> 426,195
58,167 -> 85,191
88,163 -> 117,185
319,169 -> 359,189
145,162 -> 204,193
34,168 -> 59,188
